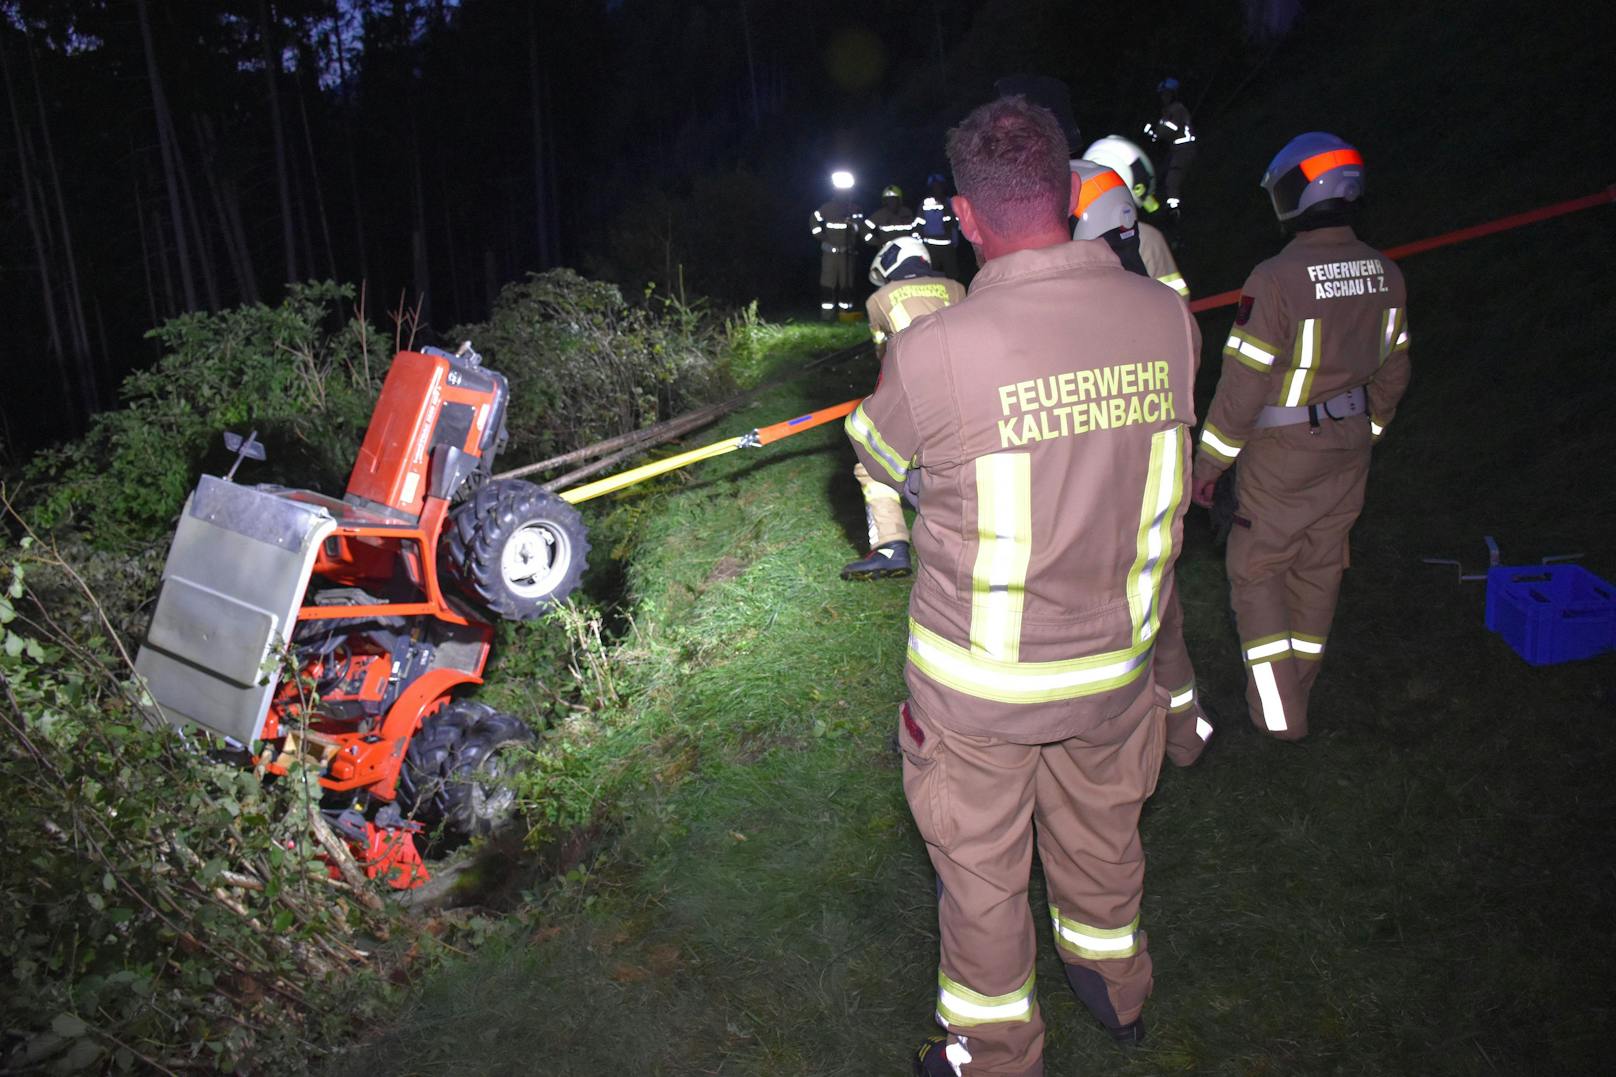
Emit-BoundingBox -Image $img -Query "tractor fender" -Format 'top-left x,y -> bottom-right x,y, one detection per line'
369,667 -> 482,801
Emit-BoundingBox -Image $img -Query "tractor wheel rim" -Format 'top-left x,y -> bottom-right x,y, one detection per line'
471,758 -> 515,822
502,522 -> 571,598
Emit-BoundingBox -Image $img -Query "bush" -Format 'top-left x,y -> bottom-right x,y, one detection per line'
21,282 -> 384,549
450,268 -> 738,469
0,535 -> 395,1072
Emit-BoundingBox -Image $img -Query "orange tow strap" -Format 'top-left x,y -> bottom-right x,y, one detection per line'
752,398 -> 861,446
1187,186 -> 1616,315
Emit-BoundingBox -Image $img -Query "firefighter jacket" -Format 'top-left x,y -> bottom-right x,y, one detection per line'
1145,101 -> 1196,148
847,240 -> 1200,743
1195,226 -> 1411,483
1138,221 -> 1189,299
865,271 -> 967,350
863,202 -> 917,247
811,198 -> 862,255
913,195 -> 958,250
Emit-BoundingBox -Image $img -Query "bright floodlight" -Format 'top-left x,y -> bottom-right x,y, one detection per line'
831,170 -> 855,190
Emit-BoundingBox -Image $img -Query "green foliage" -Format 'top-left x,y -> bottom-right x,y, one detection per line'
22,282 -> 384,548
0,536 -> 397,1072
450,269 -> 738,468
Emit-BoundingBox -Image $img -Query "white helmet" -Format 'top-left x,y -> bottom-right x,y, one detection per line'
1081,135 -> 1158,212
869,236 -> 930,286
1070,160 -> 1138,240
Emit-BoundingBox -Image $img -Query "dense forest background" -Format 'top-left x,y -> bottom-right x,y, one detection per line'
0,0 -> 1291,455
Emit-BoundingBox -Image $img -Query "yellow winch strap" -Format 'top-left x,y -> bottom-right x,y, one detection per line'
558,436 -> 747,505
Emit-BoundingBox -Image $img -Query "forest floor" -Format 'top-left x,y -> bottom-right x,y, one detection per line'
329,258 -> 1616,1073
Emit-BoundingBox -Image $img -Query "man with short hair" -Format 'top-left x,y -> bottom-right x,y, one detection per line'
848,95 -> 1199,1076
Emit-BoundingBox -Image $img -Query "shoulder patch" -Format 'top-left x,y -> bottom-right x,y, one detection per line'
1235,295 -> 1255,326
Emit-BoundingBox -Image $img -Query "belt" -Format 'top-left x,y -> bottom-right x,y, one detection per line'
1254,385 -> 1368,429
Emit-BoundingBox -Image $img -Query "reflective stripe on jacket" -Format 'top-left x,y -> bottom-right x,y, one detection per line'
848,240 -> 1200,742
1195,226 -> 1411,476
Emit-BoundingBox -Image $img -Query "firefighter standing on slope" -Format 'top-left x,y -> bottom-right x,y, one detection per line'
1191,133 -> 1412,742
914,173 -> 962,279
811,170 -> 863,319
1142,77 -> 1196,222
864,184 -> 918,256
843,237 -> 966,581
1083,135 -> 1190,301
848,95 -> 1199,1077
1070,159 -> 1213,767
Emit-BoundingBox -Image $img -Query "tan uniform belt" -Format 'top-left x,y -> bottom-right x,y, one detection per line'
1255,385 -> 1368,429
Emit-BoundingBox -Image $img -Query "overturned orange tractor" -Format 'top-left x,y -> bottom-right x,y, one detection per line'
134,344 -> 586,887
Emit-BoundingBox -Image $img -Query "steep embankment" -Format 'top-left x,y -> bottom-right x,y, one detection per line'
337,7 -> 1614,1074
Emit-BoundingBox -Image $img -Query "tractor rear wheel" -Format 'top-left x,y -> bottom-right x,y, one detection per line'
397,700 -> 535,838
443,478 -> 590,620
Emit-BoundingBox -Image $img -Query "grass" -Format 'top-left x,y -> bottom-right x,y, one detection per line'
329,6 -> 1615,1073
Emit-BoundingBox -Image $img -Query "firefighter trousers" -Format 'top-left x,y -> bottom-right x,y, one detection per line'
899,686 -> 1166,1077
1226,420 -> 1371,740
1154,589 -> 1211,766
853,460 -> 909,549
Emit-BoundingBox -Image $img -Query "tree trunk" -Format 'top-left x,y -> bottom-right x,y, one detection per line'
24,28 -> 95,413
134,0 -> 199,311
329,3 -> 368,284
294,64 -> 337,280
174,123 -> 221,311
527,5 -> 554,268
196,115 -> 258,303
259,0 -> 299,283
739,0 -> 760,129
0,33 -> 73,418
133,173 -> 161,327
438,155 -> 463,322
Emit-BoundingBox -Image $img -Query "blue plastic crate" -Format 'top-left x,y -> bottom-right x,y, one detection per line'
1484,564 -> 1616,666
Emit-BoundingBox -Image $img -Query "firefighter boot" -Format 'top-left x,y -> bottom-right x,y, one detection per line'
914,1036 -> 972,1076
1065,963 -> 1147,1047
841,540 -> 912,581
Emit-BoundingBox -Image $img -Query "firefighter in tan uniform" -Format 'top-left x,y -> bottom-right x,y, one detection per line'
1191,133 -> 1412,741
1070,160 -> 1212,767
848,96 -> 1199,1077
1083,135 -> 1190,300
810,171 -> 863,319
1142,78 -> 1196,219
862,184 -> 918,252
843,237 -> 966,580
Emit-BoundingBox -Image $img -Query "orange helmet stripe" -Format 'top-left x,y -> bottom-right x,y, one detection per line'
1076,168 -> 1125,216
1300,147 -> 1363,181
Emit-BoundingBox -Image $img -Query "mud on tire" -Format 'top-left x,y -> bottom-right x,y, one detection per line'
442,478 -> 590,620
396,700 -> 536,838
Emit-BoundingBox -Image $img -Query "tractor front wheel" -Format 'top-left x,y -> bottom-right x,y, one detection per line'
396,700 -> 535,838
443,478 -> 590,620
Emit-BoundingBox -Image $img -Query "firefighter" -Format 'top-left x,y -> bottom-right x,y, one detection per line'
1190,133 -> 1411,742
848,96 -> 1199,1076
1142,78 -> 1196,220
843,237 -> 967,581
863,184 -> 918,253
811,170 -> 863,319
1071,159 -> 1212,766
914,173 -> 962,280
1083,135 -> 1190,300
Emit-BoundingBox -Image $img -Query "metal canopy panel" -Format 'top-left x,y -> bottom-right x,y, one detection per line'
135,477 -> 335,744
